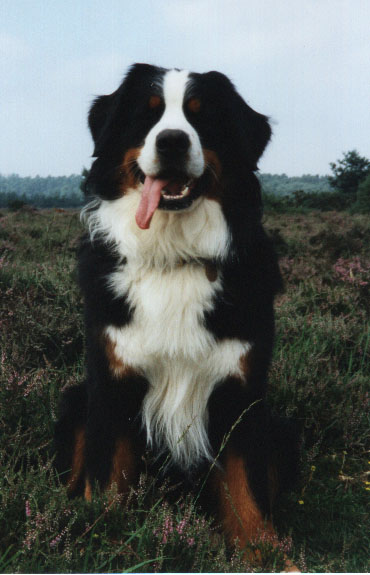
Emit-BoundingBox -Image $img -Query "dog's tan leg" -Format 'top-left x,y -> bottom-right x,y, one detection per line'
107,436 -> 136,494
213,447 -> 274,547
84,477 -> 92,502
83,436 -> 136,501
212,447 -> 300,571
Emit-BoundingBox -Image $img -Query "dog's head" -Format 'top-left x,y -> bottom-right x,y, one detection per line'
87,63 -> 271,228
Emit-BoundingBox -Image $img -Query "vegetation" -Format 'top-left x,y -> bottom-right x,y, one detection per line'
1,208 -> 369,573
0,174 -> 84,208
258,173 -> 332,196
328,150 -> 370,203
262,150 -> 370,213
352,173 -> 370,214
262,189 -> 348,213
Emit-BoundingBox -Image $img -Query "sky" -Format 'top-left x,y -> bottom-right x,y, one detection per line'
1,0 -> 370,177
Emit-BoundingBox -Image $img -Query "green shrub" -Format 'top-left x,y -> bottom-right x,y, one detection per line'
7,198 -> 27,211
352,173 -> 370,213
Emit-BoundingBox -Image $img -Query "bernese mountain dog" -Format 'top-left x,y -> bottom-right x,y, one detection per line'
55,63 -> 298,559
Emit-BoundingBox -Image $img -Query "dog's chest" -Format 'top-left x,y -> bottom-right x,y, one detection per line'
99,193 -> 233,363
108,259 -> 220,362
93,195 -> 251,466
106,259 -> 250,468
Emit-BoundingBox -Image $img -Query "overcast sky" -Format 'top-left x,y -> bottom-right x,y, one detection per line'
1,0 -> 369,177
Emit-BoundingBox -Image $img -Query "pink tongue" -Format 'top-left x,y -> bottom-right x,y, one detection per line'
135,176 -> 169,230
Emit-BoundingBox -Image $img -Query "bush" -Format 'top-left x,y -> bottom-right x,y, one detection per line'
352,173 -> 370,213
263,190 -> 347,213
328,150 -> 370,199
7,198 -> 27,211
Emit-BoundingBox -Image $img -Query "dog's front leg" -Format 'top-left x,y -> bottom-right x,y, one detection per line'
211,446 -> 274,550
83,378 -> 146,500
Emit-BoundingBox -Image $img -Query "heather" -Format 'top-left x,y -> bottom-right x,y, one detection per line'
0,208 -> 369,572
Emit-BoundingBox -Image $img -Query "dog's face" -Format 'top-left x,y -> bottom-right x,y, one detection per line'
87,63 -> 271,228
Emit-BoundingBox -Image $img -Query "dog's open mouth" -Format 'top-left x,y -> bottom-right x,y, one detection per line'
160,177 -> 194,201
135,172 -> 201,229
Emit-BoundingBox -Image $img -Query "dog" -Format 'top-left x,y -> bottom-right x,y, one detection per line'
55,63 -> 298,559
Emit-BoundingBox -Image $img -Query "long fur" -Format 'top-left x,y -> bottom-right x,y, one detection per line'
55,65 -> 298,543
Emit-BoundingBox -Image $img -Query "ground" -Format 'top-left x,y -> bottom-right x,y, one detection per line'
0,208 -> 369,572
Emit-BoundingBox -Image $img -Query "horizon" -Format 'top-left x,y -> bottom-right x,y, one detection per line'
1,1 -> 370,178
0,171 -> 333,179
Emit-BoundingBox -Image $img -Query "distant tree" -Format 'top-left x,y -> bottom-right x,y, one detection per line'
0,173 -> 84,207
258,173 -> 332,196
328,150 -> 370,202
352,173 -> 370,213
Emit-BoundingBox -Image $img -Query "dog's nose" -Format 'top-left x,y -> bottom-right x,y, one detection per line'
156,129 -> 190,157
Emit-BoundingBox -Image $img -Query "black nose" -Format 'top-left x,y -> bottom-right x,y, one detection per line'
156,129 -> 190,157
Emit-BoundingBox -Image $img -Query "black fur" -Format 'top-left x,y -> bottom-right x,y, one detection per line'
55,64 -> 297,530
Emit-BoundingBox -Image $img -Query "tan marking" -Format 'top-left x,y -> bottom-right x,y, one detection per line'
108,437 -> 136,494
203,149 -> 222,178
119,147 -> 142,193
204,261 -> 218,282
214,448 -> 274,548
149,95 -> 162,109
239,349 -> 252,384
187,97 -> 201,114
283,559 -> 301,572
67,427 -> 85,495
202,149 -> 224,201
213,450 -> 299,570
104,333 -> 137,379
84,478 -> 92,502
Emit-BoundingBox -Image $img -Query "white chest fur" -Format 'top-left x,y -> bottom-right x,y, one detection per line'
85,191 -> 251,468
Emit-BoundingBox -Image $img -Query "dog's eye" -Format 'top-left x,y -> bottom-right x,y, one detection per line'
187,98 -> 201,114
148,95 -> 162,109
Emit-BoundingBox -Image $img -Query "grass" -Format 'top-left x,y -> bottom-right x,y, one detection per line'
0,207 -> 369,572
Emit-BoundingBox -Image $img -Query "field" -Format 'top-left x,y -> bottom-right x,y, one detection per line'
0,207 -> 369,573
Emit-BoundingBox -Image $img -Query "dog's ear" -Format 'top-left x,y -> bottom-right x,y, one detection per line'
88,63 -> 161,157
203,71 -> 271,170
230,90 -> 271,170
88,94 -> 114,146
88,90 -> 122,157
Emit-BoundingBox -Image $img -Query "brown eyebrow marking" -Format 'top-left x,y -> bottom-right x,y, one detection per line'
187,97 -> 201,113
149,95 -> 162,109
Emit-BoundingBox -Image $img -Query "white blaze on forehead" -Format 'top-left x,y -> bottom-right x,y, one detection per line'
137,69 -> 204,178
162,69 -> 190,114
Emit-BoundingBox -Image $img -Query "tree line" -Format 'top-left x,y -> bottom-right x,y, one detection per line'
0,174 -> 84,209
263,150 -> 370,213
1,150 -> 369,212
